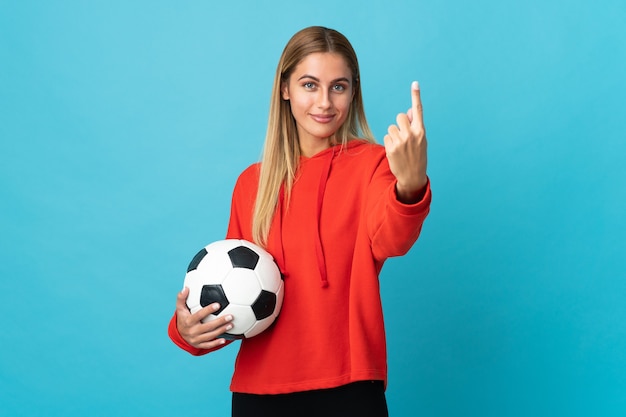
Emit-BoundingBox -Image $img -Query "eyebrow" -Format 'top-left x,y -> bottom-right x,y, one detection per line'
297,74 -> 351,84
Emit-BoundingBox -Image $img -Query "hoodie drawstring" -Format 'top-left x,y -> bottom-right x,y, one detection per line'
314,147 -> 334,287
272,146 -> 336,288
272,186 -> 287,279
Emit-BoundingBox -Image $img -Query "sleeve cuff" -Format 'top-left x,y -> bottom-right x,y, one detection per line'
389,177 -> 432,216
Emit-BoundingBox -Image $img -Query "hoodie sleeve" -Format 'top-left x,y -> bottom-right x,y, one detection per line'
226,164 -> 259,240
366,152 -> 432,262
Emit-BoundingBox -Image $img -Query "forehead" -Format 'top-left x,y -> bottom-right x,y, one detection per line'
291,52 -> 352,81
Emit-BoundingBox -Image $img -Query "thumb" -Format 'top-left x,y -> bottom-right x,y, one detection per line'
176,287 -> 191,315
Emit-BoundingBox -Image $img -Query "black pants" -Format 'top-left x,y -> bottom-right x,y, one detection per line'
232,380 -> 388,417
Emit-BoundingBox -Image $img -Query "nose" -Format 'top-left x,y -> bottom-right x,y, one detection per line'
316,88 -> 332,110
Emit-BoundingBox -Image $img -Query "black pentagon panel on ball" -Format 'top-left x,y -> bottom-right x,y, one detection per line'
228,245 -> 260,270
187,248 -> 208,272
200,285 -> 229,314
251,290 -> 277,320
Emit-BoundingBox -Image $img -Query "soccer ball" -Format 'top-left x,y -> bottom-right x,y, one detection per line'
183,239 -> 284,340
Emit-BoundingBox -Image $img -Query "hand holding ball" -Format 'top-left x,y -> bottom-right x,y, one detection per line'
183,239 -> 284,340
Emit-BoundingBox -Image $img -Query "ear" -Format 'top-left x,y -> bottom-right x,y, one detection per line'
281,82 -> 290,100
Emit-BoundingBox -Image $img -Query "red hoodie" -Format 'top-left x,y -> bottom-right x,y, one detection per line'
168,139 -> 431,394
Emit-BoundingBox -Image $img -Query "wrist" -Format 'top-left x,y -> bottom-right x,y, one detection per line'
395,179 -> 428,204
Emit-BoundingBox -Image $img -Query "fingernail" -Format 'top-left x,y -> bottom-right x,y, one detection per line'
225,315 -> 233,322
226,324 -> 233,331
412,81 -> 419,90
212,303 -> 221,311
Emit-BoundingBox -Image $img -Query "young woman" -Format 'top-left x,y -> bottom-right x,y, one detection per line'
168,26 -> 431,417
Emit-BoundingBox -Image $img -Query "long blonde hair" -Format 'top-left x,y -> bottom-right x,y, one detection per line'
252,26 -> 375,246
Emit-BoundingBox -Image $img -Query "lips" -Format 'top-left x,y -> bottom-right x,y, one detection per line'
310,114 -> 335,123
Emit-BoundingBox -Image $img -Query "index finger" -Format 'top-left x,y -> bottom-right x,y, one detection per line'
410,81 -> 424,128
191,304 -> 221,322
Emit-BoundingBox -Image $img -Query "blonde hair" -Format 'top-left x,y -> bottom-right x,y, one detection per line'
252,26 -> 375,246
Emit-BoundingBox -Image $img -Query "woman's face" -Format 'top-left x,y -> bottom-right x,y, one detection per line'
281,52 -> 354,157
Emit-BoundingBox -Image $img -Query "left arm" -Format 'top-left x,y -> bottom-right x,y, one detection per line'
367,81 -> 431,261
384,81 -> 428,204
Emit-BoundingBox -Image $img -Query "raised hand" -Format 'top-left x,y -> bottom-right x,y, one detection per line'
383,81 -> 428,203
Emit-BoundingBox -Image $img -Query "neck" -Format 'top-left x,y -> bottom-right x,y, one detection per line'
299,138 -> 332,158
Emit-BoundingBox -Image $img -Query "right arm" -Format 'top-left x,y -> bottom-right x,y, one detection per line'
167,166 -> 258,355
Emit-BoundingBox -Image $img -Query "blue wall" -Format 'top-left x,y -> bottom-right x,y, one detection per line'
1,1 -> 625,416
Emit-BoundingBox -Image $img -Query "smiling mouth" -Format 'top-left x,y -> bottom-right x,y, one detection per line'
310,114 -> 335,123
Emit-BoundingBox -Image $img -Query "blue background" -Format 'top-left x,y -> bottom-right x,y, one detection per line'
1,1 -> 625,416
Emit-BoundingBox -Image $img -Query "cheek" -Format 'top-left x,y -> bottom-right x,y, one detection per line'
336,96 -> 353,116
291,94 -> 313,114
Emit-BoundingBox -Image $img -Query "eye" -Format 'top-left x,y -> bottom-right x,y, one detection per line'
332,84 -> 347,92
303,82 -> 316,89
